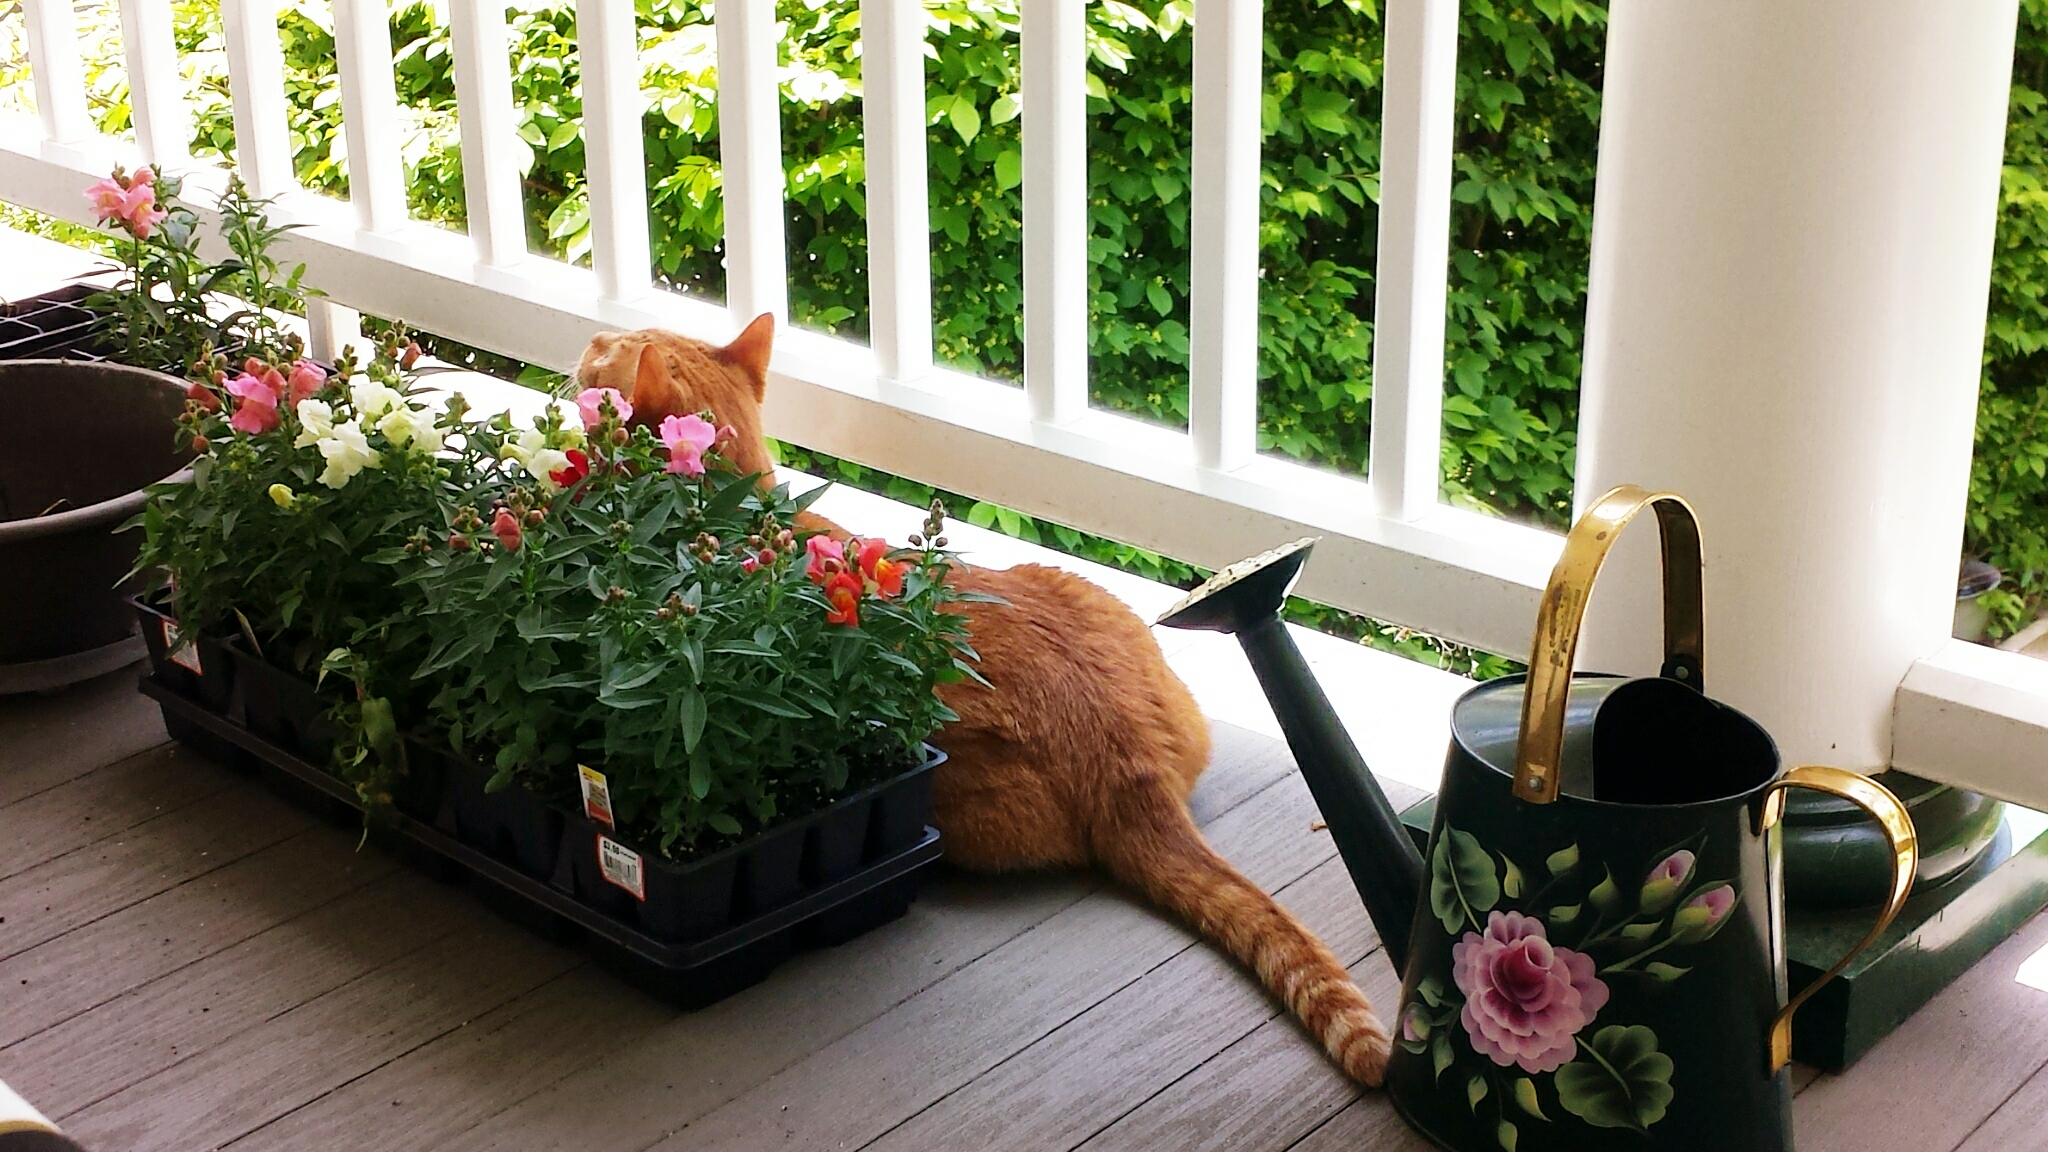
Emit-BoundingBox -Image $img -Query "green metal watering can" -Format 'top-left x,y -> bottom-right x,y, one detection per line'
1158,485 -> 1917,1152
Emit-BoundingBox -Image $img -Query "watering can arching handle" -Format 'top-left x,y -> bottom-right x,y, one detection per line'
1760,766 -> 1917,1074
1513,484 -> 1705,804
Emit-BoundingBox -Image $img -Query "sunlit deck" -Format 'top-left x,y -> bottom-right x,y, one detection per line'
5,648 -> 2048,1152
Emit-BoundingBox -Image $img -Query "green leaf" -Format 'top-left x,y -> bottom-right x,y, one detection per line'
1642,962 -> 1691,983
1554,1025 -> 1676,1133
1511,1076 -> 1546,1120
1619,921 -> 1659,942
1429,826 -> 1501,934
1417,975 -> 1445,1008
677,687 -> 706,752
1588,867 -> 1625,916
948,94 -> 980,144
1496,1120 -> 1518,1152
1466,1075 -> 1488,1112
1548,903 -> 1581,924
1430,1033 -> 1454,1080
1545,843 -> 1579,876
1500,853 -> 1525,898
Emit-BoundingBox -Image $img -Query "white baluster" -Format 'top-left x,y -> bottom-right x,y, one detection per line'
1021,0 -> 1086,424
716,0 -> 788,325
119,0 -> 191,168
221,0 -> 296,196
1367,0 -> 1458,520
579,0 -> 652,301
332,0 -> 409,234
1188,0 -> 1261,471
449,0 -> 529,272
21,0 -> 90,156
861,0 -> 932,381
308,299 -> 366,364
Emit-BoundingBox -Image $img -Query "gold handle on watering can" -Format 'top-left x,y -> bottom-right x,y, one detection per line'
1513,485 -> 1707,804
1760,766 -> 1917,1074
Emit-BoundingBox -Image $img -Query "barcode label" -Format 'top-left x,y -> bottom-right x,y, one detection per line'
577,764 -> 614,829
162,618 -> 203,676
597,835 -> 645,901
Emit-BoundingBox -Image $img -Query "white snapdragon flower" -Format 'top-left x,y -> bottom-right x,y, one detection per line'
315,420 -> 380,488
349,377 -> 405,422
527,448 -> 572,494
293,399 -> 335,449
378,405 -> 445,455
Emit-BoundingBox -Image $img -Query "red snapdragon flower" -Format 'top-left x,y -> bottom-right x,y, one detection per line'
287,359 -> 325,406
549,449 -> 592,491
823,570 -> 863,626
184,379 -> 220,413
854,538 -> 904,599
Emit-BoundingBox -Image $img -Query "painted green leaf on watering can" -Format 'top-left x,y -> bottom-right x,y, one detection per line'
1430,827 -> 1500,934
1496,1119 -> 1518,1152
1545,843 -> 1579,877
1554,1025 -> 1676,1133
1500,853 -> 1526,898
1511,1076 -> 1547,1120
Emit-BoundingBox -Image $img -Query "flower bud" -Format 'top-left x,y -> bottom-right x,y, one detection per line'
491,508 -> 523,552
190,434 -> 210,453
1639,850 -> 1697,915
1669,883 -> 1737,944
401,340 -> 422,369
606,585 -> 627,604
267,483 -> 296,509
449,532 -> 471,551
525,508 -> 546,527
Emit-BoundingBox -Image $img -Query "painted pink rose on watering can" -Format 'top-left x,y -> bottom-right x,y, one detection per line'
1452,911 -> 1609,1074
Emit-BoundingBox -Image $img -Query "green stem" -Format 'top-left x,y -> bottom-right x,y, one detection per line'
1602,934 -> 1679,974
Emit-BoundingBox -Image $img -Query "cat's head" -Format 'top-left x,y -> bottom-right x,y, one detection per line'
574,313 -> 776,478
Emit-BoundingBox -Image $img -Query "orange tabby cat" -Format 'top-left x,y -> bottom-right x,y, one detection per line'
578,317 -> 1390,1085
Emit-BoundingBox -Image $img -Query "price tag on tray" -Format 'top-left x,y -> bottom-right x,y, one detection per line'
577,764 -> 615,829
597,835 -> 645,901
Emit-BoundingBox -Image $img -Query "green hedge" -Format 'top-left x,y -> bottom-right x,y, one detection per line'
24,0 -> 2048,635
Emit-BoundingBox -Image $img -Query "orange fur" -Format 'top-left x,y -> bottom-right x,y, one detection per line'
576,320 -> 1390,1085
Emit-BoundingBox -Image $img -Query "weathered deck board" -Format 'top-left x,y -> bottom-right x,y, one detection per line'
0,744 -> 238,881
0,829 -> 391,1048
0,780 -> 316,961
60,917 -> 581,1152
11,870 -> 464,1118
0,668 -> 167,808
863,850 -> 1390,1152
1074,952 -> 1404,1152
2,673 -> 2046,1152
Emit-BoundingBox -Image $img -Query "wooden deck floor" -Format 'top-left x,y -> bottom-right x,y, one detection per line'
4,668 -> 2048,1152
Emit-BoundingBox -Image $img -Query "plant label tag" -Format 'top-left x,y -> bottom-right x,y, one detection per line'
577,764 -> 615,829
162,618 -> 203,676
597,835 -> 645,901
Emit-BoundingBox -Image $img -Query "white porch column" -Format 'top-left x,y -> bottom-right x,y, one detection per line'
1574,0 -> 2018,774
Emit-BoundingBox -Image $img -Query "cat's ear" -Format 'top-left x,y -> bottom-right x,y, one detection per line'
632,341 -> 672,410
718,312 -> 775,400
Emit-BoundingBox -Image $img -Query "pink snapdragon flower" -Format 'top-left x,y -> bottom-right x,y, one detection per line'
225,371 -> 281,434
574,386 -> 632,429
84,167 -> 167,238
805,534 -> 846,583
1452,910 -> 1608,1074
658,413 -> 717,477
287,359 -> 326,406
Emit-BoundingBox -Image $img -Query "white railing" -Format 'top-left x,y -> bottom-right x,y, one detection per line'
4,0 -> 2046,807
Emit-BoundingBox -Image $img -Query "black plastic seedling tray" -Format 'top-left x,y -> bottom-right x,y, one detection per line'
139,673 -> 944,1008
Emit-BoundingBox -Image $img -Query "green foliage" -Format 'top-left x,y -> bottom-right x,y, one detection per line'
1974,0 -> 2048,634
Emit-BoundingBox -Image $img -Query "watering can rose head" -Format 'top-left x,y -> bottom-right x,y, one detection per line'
1452,910 -> 1609,1075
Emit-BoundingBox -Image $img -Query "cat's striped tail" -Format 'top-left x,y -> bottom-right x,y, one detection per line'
1091,781 -> 1390,1086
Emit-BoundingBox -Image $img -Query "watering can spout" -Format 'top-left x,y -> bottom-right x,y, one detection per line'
1157,539 -> 1425,968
